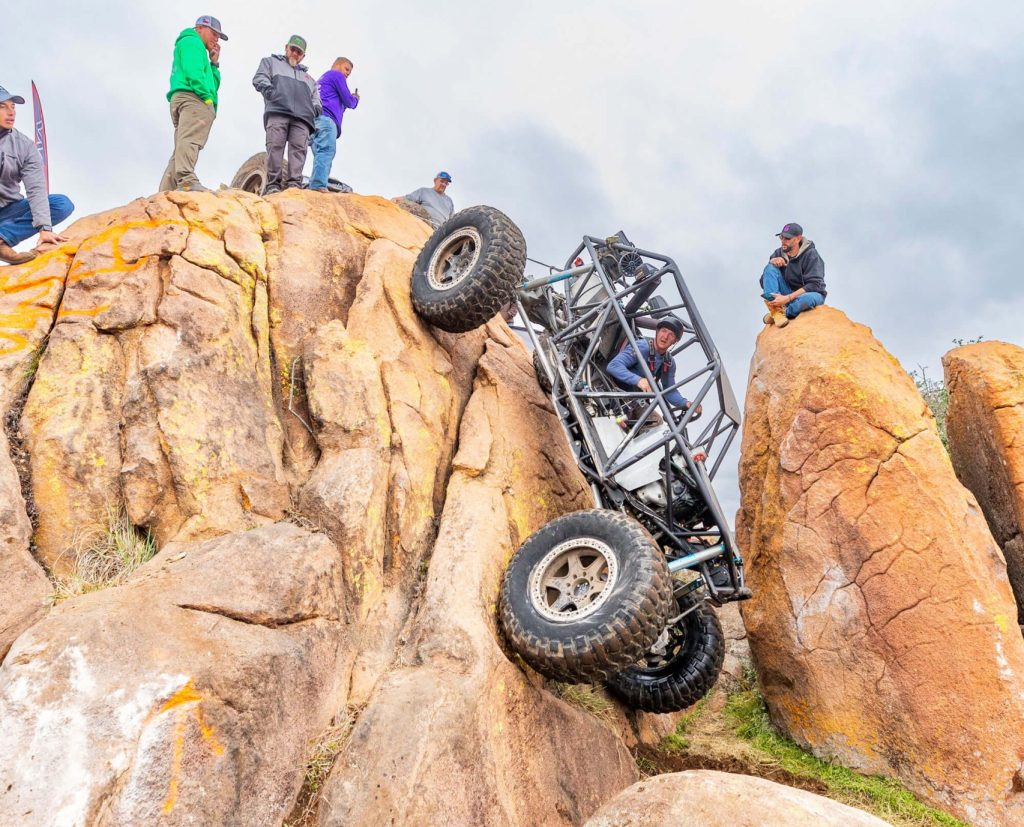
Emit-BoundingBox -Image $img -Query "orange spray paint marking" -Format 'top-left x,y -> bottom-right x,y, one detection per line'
159,680 -> 226,813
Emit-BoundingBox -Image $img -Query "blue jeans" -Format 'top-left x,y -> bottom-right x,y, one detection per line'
761,264 -> 824,319
0,195 -> 75,246
308,115 -> 338,190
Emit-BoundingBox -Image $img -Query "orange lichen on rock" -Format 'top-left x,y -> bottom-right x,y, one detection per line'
737,307 -> 1024,827
944,341 -> 1024,622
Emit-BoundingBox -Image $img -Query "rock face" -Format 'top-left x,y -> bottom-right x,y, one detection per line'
0,523 -> 346,826
0,191 -> 651,826
318,333 -> 636,827
584,770 -> 894,827
736,307 -> 1024,826
944,341 -> 1024,621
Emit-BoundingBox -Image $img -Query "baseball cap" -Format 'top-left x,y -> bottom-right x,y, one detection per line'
195,15 -> 229,41
0,86 -> 26,105
436,171 -> 453,182
776,222 -> 803,239
287,35 -> 307,53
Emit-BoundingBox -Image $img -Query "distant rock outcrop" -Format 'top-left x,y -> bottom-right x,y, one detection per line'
584,770 -> 894,826
944,341 -> 1024,621
736,307 -> 1024,827
0,191 -> 652,826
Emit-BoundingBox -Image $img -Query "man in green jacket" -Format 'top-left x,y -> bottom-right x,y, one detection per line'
159,15 -> 228,193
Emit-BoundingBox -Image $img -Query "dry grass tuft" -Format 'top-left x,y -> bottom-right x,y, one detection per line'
49,506 -> 156,601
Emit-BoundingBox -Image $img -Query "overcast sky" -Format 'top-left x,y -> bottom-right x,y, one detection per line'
6,0 -> 1023,517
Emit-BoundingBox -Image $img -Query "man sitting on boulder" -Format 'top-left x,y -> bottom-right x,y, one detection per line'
606,317 -> 699,418
0,86 -> 74,265
253,35 -> 322,194
404,172 -> 454,228
761,222 -> 826,328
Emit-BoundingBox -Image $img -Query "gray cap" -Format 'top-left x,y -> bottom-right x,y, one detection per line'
776,222 -> 803,239
0,86 -> 26,105
195,15 -> 229,40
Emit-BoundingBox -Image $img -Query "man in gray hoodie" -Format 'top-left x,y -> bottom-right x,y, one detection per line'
252,35 -> 322,194
0,86 -> 74,264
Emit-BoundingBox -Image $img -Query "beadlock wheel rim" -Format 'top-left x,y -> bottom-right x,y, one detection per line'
529,537 -> 619,623
427,227 -> 482,291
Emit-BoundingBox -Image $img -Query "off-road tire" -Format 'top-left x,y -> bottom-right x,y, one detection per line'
605,591 -> 725,713
411,206 -> 526,333
499,510 -> 674,684
231,152 -> 268,194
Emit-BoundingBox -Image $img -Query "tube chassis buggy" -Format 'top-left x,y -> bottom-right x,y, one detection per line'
408,205 -> 749,713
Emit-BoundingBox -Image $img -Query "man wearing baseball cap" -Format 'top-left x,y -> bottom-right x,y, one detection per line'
0,86 -> 74,264
760,222 -> 827,328
159,15 -> 228,193
252,35 -> 322,194
404,172 -> 454,228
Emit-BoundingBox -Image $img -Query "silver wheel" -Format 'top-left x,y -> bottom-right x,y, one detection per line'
528,537 -> 619,623
427,227 -> 483,291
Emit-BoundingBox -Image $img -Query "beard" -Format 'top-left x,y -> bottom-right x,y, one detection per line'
287,56 -> 299,67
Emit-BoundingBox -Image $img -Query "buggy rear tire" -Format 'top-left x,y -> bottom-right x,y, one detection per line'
231,152 -> 268,194
411,206 -> 526,333
605,591 -> 724,713
498,510 -> 674,684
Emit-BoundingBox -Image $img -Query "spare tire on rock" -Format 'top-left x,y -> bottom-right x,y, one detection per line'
410,206 -> 526,333
231,152 -> 268,194
499,510 -> 675,684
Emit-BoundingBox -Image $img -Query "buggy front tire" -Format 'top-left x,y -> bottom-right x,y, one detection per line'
498,510 -> 674,684
605,591 -> 725,713
230,152 -> 269,194
411,206 -> 526,333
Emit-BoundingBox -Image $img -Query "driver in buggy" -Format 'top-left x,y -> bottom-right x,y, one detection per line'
605,315 -> 701,425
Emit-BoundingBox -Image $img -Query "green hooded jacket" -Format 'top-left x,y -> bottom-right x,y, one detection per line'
167,28 -> 221,112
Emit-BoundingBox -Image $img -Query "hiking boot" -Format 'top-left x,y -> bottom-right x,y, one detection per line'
772,311 -> 789,328
263,185 -> 282,196
0,242 -> 37,265
763,312 -> 773,324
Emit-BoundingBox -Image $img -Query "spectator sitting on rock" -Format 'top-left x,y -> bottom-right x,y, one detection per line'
253,35 -> 322,194
761,222 -> 827,328
404,172 -> 454,228
0,85 -> 74,265
308,57 -> 359,193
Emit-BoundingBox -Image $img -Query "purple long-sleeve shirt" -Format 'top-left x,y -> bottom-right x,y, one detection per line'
317,69 -> 359,137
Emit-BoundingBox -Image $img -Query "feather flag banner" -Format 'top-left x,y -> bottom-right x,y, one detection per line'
31,81 -> 49,192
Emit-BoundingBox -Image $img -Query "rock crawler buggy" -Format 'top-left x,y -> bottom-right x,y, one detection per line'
409,205 -> 750,713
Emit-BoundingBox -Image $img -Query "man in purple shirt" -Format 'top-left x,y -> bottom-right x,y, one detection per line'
309,57 -> 360,191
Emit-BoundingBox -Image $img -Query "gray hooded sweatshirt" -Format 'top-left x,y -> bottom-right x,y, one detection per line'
252,55 -> 322,131
0,127 -> 51,229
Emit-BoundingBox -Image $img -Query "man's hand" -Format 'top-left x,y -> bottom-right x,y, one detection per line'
637,378 -> 652,393
769,256 -> 786,267
209,42 -> 221,64
767,292 -> 790,310
354,88 -> 360,99
34,230 -> 67,249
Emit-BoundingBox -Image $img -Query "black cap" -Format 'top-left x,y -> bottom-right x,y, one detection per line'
776,222 -> 803,239
656,316 -> 684,339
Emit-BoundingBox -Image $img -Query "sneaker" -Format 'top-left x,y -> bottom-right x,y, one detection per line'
263,186 -> 282,196
177,183 -> 209,193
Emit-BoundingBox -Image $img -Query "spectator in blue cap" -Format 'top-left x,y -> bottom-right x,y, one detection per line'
159,15 -> 228,192
0,85 -> 74,264
760,222 -> 827,328
404,172 -> 454,228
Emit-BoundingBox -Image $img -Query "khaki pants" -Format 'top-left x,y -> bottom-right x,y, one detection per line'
159,91 -> 216,191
